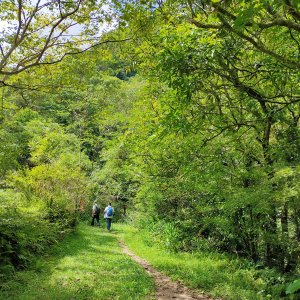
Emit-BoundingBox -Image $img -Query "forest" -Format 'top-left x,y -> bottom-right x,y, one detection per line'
0,0 -> 300,299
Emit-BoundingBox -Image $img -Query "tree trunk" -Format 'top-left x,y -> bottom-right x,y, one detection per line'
281,202 -> 288,235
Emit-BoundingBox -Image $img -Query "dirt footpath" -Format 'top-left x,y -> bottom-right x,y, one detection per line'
120,241 -> 215,300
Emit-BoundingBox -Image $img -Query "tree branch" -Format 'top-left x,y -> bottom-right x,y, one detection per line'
218,15 -> 300,69
0,38 -> 131,76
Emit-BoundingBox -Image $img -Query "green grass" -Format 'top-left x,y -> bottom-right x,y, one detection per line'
115,223 -> 288,300
1,223 -> 292,300
0,223 -> 155,300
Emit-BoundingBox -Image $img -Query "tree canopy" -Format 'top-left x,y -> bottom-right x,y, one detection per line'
1,1 -> 300,297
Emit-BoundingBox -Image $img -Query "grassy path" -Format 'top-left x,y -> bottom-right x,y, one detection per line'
1,223 -> 280,300
116,224 -> 271,300
0,224 -> 155,300
120,241 -> 214,300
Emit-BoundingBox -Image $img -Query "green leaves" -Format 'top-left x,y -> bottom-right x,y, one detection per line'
97,0 -> 300,274
286,278 -> 300,295
233,6 -> 256,29
0,0 -> 118,79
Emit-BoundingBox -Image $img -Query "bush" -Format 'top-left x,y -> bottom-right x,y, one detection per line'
0,190 -> 76,282
0,209 -> 62,278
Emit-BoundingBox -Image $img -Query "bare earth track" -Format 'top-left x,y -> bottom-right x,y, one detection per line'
120,241 -> 215,300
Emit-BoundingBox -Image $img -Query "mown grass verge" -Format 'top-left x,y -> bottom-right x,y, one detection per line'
0,223 -> 155,300
116,223 -> 296,300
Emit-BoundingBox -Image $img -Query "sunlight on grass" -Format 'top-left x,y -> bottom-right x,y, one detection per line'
0,224 -> 155,300
116,224 -> 267,300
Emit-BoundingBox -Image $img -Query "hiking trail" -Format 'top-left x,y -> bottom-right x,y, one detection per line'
119,240 -> 215,300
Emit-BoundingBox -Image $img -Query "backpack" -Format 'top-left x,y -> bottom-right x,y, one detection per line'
94,205 -> 100,215
107,207 -> 113,217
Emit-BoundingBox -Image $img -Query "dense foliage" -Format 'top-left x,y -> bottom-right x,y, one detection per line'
0,0 -> 129,278
107,0 -> 300,273
1,0 -> 300,297
0,50 -> 138,277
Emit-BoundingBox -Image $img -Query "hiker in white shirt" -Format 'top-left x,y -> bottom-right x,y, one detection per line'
91,201 -> 100,227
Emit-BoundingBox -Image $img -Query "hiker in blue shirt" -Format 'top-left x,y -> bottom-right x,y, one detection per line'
104,203 -> 114,231
91,201 -> 100,227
